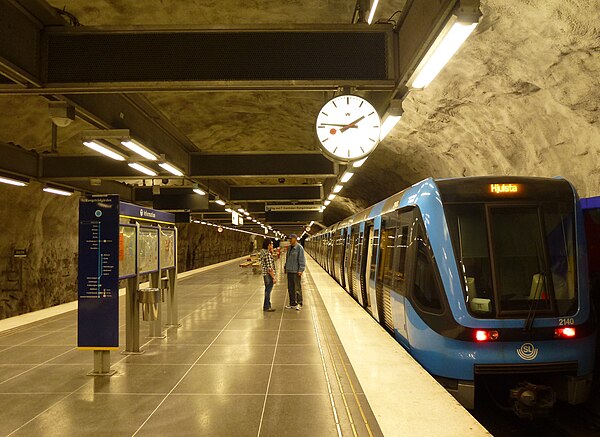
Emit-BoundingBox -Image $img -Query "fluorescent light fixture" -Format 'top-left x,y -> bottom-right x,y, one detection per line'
200,221 -> 207,225
244,211 -> 250,216
192,220 -> 200,224
158,162 -> 184,177
43,187 -> 72,196
215,199 -> 226,206
333,184 -> 343,193
324,200 -> 331,206
353,157 -> 368,168
309,221 -> 315,226
0,176 -> 28,187
83,140 -> 126,161
193,188 -> 206,196
225,208 -> 234,213
340,171 -> 354,183
408,15 -> 478,89
328,194 -> 337,201
367,0 -> 380,24
380,114 -> 402,140
128,162 -> 157,176
121,139 -> 158,161
237,208 -> 245,213
252,219 -> 257,222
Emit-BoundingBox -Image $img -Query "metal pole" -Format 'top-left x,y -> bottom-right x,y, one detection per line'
166,226 -> 180,327
88,350 -> 116,376
123,223 -> 144,354
147,271 -> 165,338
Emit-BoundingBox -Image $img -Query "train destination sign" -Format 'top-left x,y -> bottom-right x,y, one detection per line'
490,183 -> 520,194
78,195 -> 120,350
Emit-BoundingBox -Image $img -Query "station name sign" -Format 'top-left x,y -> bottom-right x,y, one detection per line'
120,201 -> 175,223
490,183 -> 520,194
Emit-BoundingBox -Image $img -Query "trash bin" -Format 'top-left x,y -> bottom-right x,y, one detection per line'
138,288 -> 161,321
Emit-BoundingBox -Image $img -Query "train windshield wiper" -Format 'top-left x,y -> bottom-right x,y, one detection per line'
524,273 -> 546,331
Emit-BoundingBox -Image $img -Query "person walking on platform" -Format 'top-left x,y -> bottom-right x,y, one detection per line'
284,233 -> 305,310
259,238 -> 277,312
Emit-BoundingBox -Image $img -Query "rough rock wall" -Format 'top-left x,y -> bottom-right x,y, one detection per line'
0,181 -> 257,319
0,181 -> 79,319
176,223 -> 260,272
328,0 -> 600,222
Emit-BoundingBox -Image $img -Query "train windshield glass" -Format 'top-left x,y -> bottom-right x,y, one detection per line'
445,201 -> 577,318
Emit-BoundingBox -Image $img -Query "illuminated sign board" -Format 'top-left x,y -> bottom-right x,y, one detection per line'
490,183 -> 519,194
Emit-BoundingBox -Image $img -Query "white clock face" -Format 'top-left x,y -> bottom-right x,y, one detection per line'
315,95 -> 381,162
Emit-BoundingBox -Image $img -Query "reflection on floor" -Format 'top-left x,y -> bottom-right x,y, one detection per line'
0,259 -> 382,436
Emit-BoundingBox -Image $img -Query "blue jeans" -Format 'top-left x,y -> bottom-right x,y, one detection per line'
263,275 -> 274,309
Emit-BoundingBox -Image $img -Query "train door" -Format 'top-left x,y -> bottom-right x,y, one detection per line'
357,222 -> 369,308
390,210 -> 414,345
338,228 -> 346,288
376,217 -> 397,333
344,227 -> 354,295
366,217 -> 381,321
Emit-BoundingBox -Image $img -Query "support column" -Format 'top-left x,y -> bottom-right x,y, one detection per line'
87,350 -> 116,376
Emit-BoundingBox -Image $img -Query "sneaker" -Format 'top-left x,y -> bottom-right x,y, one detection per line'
285,304 -> 295,309
264,308 -> 276,312
295,304 -> 301,311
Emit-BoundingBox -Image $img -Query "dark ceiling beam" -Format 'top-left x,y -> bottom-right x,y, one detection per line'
0,0 -> 198,181
0,24 -> 395,94
0,0 -> 48,86
66,179 -> 134,201
230,185 -> 323,202
39,153 -> 338,181
0,142 -> 135,200
191,153 -> 338,178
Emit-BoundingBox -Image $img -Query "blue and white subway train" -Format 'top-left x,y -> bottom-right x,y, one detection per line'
305,176 -> 596,417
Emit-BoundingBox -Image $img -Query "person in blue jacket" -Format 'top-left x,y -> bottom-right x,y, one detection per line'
284,233 -> 305,310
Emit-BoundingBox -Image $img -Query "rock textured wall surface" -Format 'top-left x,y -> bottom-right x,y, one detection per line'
176,224 -> 260,272
0,181 -> 79,319
0,182 -> 257,319
332,0 -> 600,220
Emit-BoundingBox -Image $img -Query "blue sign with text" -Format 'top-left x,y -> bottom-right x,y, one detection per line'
78,195 -> 120,350
119,201 -> 175,223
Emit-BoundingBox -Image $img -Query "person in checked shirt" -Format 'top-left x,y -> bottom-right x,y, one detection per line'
259,238 -> 277,312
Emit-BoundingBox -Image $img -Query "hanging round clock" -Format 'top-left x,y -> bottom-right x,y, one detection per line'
315,95 -> 381,162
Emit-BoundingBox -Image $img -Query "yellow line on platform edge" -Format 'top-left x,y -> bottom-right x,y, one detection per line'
78,347 -> 119,351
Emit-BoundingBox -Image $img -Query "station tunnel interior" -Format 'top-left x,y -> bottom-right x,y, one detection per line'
0,0 -> 599,318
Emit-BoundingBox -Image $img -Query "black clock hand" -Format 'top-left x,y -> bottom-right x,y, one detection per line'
340,115 -> 365,132
319,123 -> 358,128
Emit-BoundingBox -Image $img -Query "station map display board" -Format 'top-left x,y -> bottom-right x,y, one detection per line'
160,228 -> 176,269
138,227 -> 159,274
119,225 -> 137,278
78,195 -> 120,350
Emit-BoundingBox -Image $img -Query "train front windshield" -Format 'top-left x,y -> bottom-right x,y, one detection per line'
440,179 -> 578,319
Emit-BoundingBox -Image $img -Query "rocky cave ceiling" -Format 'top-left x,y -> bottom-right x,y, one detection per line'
0,0 -> 599,226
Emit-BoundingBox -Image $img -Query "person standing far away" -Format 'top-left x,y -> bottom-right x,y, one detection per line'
284,233 -> 306,310
259,238 -> 277,312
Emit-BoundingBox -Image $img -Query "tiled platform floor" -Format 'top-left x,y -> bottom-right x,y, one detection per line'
0,258 -> 382,436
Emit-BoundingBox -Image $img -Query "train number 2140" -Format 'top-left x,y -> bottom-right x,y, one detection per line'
558,318 -> 575,326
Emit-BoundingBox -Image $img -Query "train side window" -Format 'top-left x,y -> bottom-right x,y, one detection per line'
413,235 -> 444,314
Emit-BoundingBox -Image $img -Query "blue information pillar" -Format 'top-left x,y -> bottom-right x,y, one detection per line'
78,195 -> 120,350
